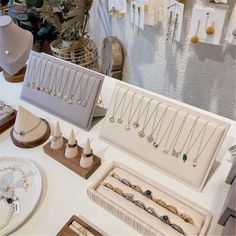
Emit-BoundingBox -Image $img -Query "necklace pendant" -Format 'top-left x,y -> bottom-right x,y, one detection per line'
36,86 -> 40,91
133,121 -> 139,129
82,101 -> 87,107
138,130 -> 145,138
44,88 -> 49,93
40,87 -> 44,91
31,82 -> 35,89
23,181 -> 31,191
64,95 -> 68,101
57,92 -> 62,98
109,117 -> 115,123
117,118 -> 123,124
193,158 -> 198,167
182,153 -> 188,162
24,82 -> 30,87
77,98 -> 82,105
163,149 -> 168,154
147,135 -> 154,143
67,96 -> 73,104
5,50 -> 10,55
51,91 -> 56,96
125,123 -> 131,130
153,142 -> 159,148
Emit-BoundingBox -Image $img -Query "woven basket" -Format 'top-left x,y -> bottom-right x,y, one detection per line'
50,38 -> 99,71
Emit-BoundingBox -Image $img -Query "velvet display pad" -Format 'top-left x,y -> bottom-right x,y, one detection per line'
88,162 -> 212,236
100,83 -> 230,192
57,215 -> 103,236
0,110 -> 16,134
43,137 -> 101,179
21,51 -> 105,131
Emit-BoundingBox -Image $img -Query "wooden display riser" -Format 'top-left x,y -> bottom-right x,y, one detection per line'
43,137 -> 101,179
0,110 -> 17,134
57,215 -> 103,236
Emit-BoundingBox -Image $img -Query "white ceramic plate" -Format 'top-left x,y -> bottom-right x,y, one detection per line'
0,157 -> 42,236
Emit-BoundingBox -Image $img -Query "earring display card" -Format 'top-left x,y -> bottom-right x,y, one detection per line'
21,51 -> 105,131
130,0 -> 144,30
189,4 -> 227,45
88,162 -> 212,236
100,82 -> 230,191
167,0 -> 184,42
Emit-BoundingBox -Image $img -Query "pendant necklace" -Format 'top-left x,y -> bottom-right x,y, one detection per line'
192,124 -> 220,168
67,72 -> 83,104
81,77 -> 97,107
164,112 -> 189,156
43,62 -> 54,94
124,93 -> 140,130
0,40 -> 18,56
109,88 -> 129,123
148,105 -> 170,144
182,120 -> 208,163
76,74 -> 89,105
175,116 -> 200,161
116,89 -> 129,123
64,71 -> 76,102
56,67 -> 66,98
24,56 -> 36,87
153,109 -> 179,149
58,70 -> 72,99
138,101 -> 161,138
117,92 -> 137,125
49,64 -> 60,95
13,118 -> 42,137
162,109 -> 180,154
31,58 -> 42,89
36,60 -> 49,91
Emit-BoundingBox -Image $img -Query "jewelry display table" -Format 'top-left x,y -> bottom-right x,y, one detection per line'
0,72 -> 235,235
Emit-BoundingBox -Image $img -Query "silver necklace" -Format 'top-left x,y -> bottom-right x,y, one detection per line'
109,88 -> 129,123
24,56 -> 36,87
58,70 -> 72,99
49,64 -> 60,95
67,72 -> 83,104
192,124 -> 220,168
164,112 -> 189,155
138,101 -> 160,138
162,110 -> 180,154
81,78 -> 97,107
76,74 -> 89,105
132,96 -> 145,129
124,94 -> 142,131
13,119 -> 42,137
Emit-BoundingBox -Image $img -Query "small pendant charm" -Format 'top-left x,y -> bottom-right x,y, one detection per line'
153,142 -> 159,148
117,118 -> 123,124
109,117 -> 115,123
67,96 -> 73,104
44,88 -> 49,93
51,91 -> 56,96
19,131 -> 25,136
31,82 -> 35,89
24,82 -> 30,87
77,98 -> 82,105
182,153 -> 188,162
193,158 -> 198,167
163,149 -> 168,154
133,121 -> 139,129
36,87 -> 40,91
5,50 -> 10,55
40,87 -> 44,91
64,95 -> 68,101
23,181 -> 31,191
138,130 -> 145,138
57,92 -> 62,97
147,135 -> 154,143
82,101 -> 87,107
125,123 -> 131,131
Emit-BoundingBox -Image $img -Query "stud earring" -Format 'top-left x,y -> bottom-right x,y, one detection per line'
191,20 -> 201,44
205,12 -> 215,35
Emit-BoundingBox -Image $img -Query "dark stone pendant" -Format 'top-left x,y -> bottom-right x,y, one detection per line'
183,154 -> 188,162
36,87 -> 40,91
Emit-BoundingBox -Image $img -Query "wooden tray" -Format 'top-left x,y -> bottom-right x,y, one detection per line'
0,110 -> 17,134
43,137 -> 101,179
57,215 -> 103,236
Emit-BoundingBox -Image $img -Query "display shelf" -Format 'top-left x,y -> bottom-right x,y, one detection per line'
0,72 -> 235,236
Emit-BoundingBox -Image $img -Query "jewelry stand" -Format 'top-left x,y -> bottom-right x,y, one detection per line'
2,66 -> 26,83
100,82 -> 230,192
10,119 -> 51,148
0,110 -> 17,134
21,51 -> 106,131
57,215 -> 103,236
43,137 -> 101,179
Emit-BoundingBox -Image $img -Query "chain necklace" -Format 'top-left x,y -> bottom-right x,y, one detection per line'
81,78 -> 97,108
57,70 -> 72,99
182,120 -> 208,163
36,60 -> 49,91
109,88 -> 129,123
124,95 -> 143,131
162,110 -> 180,154
132,96 -> 145,129
24,56 -> 36,87
138,101 -> 161,138
76,74 -> 89,105
56,67 -> 66,98
49,64 -> 60,95
147,105 -> 169,143
192,124 -> 220,168
13,119 -> 42,137
67,72 -> 83,104
31,58 -> 42,89
117,90 -> 130,124
43,62 -> 55,94
153,109 -> 179,148
164,112 -> 189,155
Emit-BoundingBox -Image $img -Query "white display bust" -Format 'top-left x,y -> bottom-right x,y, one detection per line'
0,16 -> 33,75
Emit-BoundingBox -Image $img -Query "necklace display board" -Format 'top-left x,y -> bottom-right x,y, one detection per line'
21,51 -> 106,131
88,162 -> 212,236
0,157 -> 42,236
100,82 -> 230,192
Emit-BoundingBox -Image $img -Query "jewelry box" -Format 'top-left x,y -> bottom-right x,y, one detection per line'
88,162 -> 212,236
100,82 -> 230,192
21,51 -> 106,131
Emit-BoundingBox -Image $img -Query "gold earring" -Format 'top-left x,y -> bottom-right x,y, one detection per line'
205,12 -> 215,35
191,20 -> 201,44
109,7 -> 117,16
117,10 -> 125,19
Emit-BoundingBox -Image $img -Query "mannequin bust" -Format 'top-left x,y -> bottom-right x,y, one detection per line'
80,138 -> 94,169
65,129 -> 78,159
0,16 -> 33,76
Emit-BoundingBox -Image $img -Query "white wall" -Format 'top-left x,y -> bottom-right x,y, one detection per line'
89,0 -> 236,120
